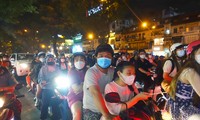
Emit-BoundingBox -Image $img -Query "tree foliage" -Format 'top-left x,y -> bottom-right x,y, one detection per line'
0,0 -> 36,23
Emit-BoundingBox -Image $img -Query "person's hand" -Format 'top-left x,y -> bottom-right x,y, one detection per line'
101,114 -> 121,120
41,81 -> 47,86
72,84 -> 83,95
149,59 -> 154,63
136,92 -> 151,101
146,72 -> 151,76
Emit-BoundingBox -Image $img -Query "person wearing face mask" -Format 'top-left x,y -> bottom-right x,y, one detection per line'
61,52 -> 88,120
57,54 -> 68,74
135,49 -> 154,92
161,43 -> 186,93
168,40 -> 200,120
0,54 -> 12,70
38,54 -> 61,120
28,52 -> 46,107
83,44 -> 120,120
104,61 -> 151,119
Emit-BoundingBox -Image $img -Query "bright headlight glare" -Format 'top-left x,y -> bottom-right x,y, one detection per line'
55,76 -> 70,89
20,63 -> 28,68
68,62 -> 72,67
0,98 -> 5,108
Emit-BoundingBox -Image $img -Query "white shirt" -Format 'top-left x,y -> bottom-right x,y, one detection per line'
83,65 -> 114,113
163,60 -> 177,77
104,81 -> 135,115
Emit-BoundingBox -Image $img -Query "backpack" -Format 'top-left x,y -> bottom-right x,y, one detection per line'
154,59 -> 175,85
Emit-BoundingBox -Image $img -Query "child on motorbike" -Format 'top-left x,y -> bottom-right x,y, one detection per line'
104,61 -> 151,119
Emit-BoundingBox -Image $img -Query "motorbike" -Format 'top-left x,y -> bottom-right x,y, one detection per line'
0,84 -> 24,120
53,74 -> 72,120
105,92 -> 155,120
38,74 -> 72,120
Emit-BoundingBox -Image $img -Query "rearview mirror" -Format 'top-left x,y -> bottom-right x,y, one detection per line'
105,92 -> 121,103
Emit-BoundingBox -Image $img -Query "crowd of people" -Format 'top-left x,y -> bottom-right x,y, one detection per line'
0,40 -> 200,120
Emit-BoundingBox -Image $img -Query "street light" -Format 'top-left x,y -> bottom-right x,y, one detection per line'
152,25 -> 156,29
24,29 -> 28,32
88,33 -> 94,40
41,44 -> 46,49
142,22 -> 147,28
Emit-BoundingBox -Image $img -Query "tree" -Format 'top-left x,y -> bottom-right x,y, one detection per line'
0,0 -> 36,23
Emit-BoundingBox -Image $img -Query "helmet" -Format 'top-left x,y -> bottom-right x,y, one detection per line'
170,43 -> 183,52
38,52 -> 46,58
71,52 -> 86,67
45,53 -> 54,62
186,40 -> 200,55
72,52 -> 86,61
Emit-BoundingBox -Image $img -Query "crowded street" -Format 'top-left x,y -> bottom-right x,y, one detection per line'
0,0 -> 200,120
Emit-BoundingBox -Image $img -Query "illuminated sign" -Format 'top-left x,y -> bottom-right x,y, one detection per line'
73,33 -> 83,43
72,44 -> 83,53
87,4 -> 103,16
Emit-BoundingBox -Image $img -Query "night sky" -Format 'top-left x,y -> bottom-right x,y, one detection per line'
128,0 -> 200,20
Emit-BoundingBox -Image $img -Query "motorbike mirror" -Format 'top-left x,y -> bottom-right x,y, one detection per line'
105,92 -> 121,103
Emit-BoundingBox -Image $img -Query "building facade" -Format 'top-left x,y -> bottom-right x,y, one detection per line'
109,12 -> 200,56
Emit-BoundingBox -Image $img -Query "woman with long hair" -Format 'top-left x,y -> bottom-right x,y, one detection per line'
162,43 -> 187,92
169,40 -> 200,120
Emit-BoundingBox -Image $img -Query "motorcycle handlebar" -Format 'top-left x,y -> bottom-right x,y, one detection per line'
16,95 -> 25,98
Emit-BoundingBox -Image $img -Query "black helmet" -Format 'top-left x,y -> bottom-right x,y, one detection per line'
45,53 -> 54,63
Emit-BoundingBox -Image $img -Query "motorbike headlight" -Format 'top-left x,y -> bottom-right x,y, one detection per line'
20,63 -> 28,69
55,76 -> 71,89
0,98 -> 5,108
68,62 -> 72,67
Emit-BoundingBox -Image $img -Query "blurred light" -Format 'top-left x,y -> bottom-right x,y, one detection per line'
0,98 -> 4,107
88,33 -> 94,39
162,111 -> 172,120
20,63 -> 28,69
36,31 -> 39,33
142,22 -> 147,28
41,44 -> 46,49
166,29 -> 170,34
24,29 -> 28,32
59,46 -> 63,50
48,46 -> 51,48
152,26 -> 156,29
55,76 -> 71,89
57,34 -> 64,38
72,45 -> 83,53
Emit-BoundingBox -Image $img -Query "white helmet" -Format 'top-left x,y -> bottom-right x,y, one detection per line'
170,43 -> 183,52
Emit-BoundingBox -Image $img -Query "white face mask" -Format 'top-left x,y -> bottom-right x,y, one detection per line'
195,54 -> 200,64
60,59 -> 65,62
39,58 -> 45,62
74,61 -> 85,70
140,55 -> 145,59
120,73 -> 135,85
176,50 -> 185,57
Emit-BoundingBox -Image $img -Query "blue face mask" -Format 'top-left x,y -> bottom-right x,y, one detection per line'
97,57 -> 111,69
